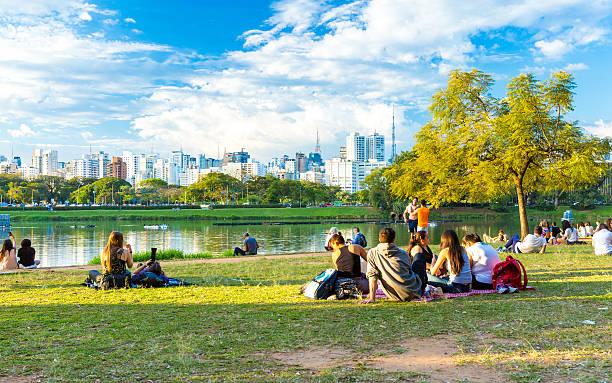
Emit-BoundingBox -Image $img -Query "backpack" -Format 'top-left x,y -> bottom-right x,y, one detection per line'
354,233 -> 367,248
334,277 -> 361,300
492,255 -> 528,290
304,269 -> 338,299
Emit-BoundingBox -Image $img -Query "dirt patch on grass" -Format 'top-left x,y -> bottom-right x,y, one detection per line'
368,336 -> 506,383
270,348 -> 350,370
0,376 -> 41,383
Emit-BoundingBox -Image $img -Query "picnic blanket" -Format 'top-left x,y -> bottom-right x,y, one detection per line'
366,285 -> 534,302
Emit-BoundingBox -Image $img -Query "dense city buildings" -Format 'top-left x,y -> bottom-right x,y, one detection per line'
1,130 -> 394,191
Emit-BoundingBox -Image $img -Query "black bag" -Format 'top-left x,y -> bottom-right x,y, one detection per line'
99,272 -> 132,290
335,277 -> 361,300
135,272 -> 166,288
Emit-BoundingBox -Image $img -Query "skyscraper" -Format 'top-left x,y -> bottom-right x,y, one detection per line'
346,132 -> 365,161
32,149 -> 58,175
366,132 -> 385,162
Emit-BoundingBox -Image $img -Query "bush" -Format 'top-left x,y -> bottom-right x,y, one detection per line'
532,204 -> 555,211
489,203 -> 509,213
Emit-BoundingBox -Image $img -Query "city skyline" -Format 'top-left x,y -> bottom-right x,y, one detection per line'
1,1 -> 612,162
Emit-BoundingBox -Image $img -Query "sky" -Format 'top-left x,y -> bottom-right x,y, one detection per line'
1,0 -> 612,164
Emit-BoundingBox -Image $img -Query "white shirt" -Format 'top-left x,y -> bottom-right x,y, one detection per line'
585,225 -> 594,236
564,228 -> 578,242
578,227 -> 588,238
592,229 -> 612,255
467,242 -> 501,284
516,234 -> 547,253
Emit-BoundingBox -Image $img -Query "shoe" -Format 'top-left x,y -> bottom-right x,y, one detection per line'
496,284 -> 509,294
507,285 -> 518,293
327,294 -> 337,300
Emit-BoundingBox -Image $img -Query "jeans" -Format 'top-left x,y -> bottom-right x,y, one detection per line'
471,275 -> 493,290
234,247 -> 247,256
426,273 -> 471,293
504,234 -> 521,253
411,252 -> 428,294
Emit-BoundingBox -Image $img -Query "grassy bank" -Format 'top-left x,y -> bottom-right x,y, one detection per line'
87,248 -> 226,265
0,246 -> 610,382
430,205 -> 612,222
6,206 -> 382,223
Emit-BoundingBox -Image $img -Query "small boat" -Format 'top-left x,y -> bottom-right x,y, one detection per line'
428,222 -> 438,227
144,224 -> 169,230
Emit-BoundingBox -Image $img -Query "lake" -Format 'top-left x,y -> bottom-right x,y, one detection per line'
6,219 -> 526,267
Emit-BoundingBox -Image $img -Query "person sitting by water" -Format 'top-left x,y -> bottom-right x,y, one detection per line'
416,200 -> 430,233
351,227 -> 367,248
406,230 -> 435,294
559,220 -> 579,245
462,233 -> 501,290
503,226 -> 547,253
329,232 -> 369,293
324,227 -> 339,251
427,229 -> 472,293
0,232 -> 18,271
482,230 -> 508,244
131,260 -> 170,287
17,238 -> 40,269
234,232 -> 259,256
539,220 -> 550,239
88,231 -> 133,289
359,228 -> 422,304
592,223 -> 612,256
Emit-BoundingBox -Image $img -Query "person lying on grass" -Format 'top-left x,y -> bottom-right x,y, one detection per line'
359,227 -> 422,304
427,229 -> 472,294
329,232 -> 369,293
132,260 -> 170,287
88,231 -> 133,289
502,226 -> 547,253
462,233 -> 501,290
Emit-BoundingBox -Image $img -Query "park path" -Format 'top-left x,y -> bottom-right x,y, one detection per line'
23,252 -> 331,273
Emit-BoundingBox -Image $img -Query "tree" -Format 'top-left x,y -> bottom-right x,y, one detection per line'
390,69 -> 610,238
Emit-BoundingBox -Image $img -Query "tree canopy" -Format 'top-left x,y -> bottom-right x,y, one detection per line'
390,69 -> 610,238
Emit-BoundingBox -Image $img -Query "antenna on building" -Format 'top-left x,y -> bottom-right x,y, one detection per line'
391,104 -> 397,162
315,129 -> 321,153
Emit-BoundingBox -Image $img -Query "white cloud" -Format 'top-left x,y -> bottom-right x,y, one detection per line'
584,119 -> 612,138
564,62 -> 589,71
124,17 -> 136,23
535,39 -> 571,59
8,123 -> 35,137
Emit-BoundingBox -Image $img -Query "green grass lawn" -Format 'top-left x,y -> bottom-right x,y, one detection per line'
6,206 -> 381,222
0,245 -> 610,382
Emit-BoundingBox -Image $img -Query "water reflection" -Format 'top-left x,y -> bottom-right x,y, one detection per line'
7,220 -> 522,267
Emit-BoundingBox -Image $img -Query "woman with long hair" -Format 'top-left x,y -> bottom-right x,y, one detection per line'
329,232 -> 369,293
88,231 -> 133,289
427,229 -> 472,293
406,230 -> 435,293
0,232 -> 18,271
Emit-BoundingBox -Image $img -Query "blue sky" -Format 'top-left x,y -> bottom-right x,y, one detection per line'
1,0 -> 611,163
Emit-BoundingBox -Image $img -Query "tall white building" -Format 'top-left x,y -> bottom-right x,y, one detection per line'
366,133 -> 385,162
32,149 -> 58,176
346,132 -> 365,162
325,158 -> 386,193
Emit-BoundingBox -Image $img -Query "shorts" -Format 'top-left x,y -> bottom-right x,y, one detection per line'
408,219 -> 417,232
417,226 -> 428,233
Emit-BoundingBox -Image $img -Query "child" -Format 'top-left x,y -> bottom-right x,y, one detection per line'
18,238 -> 40,269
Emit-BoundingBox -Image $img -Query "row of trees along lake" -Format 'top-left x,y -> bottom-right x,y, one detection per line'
0,173 -> 353,206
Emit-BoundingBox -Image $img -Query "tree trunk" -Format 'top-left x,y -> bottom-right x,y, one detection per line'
554,189 -> 559,208
515,180 -> 530,240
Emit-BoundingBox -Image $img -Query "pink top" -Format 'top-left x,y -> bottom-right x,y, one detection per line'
0,249 -> 18,270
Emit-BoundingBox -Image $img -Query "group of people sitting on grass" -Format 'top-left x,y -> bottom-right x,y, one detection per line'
489,218 -> 612,256
85,231 -> 184,289
0,232 -> 40,271
325,226 -> 505,303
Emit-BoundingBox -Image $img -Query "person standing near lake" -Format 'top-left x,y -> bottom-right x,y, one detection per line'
416,200 -> 430,233
234,232 -> 259,256
403,197 -> 419,233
